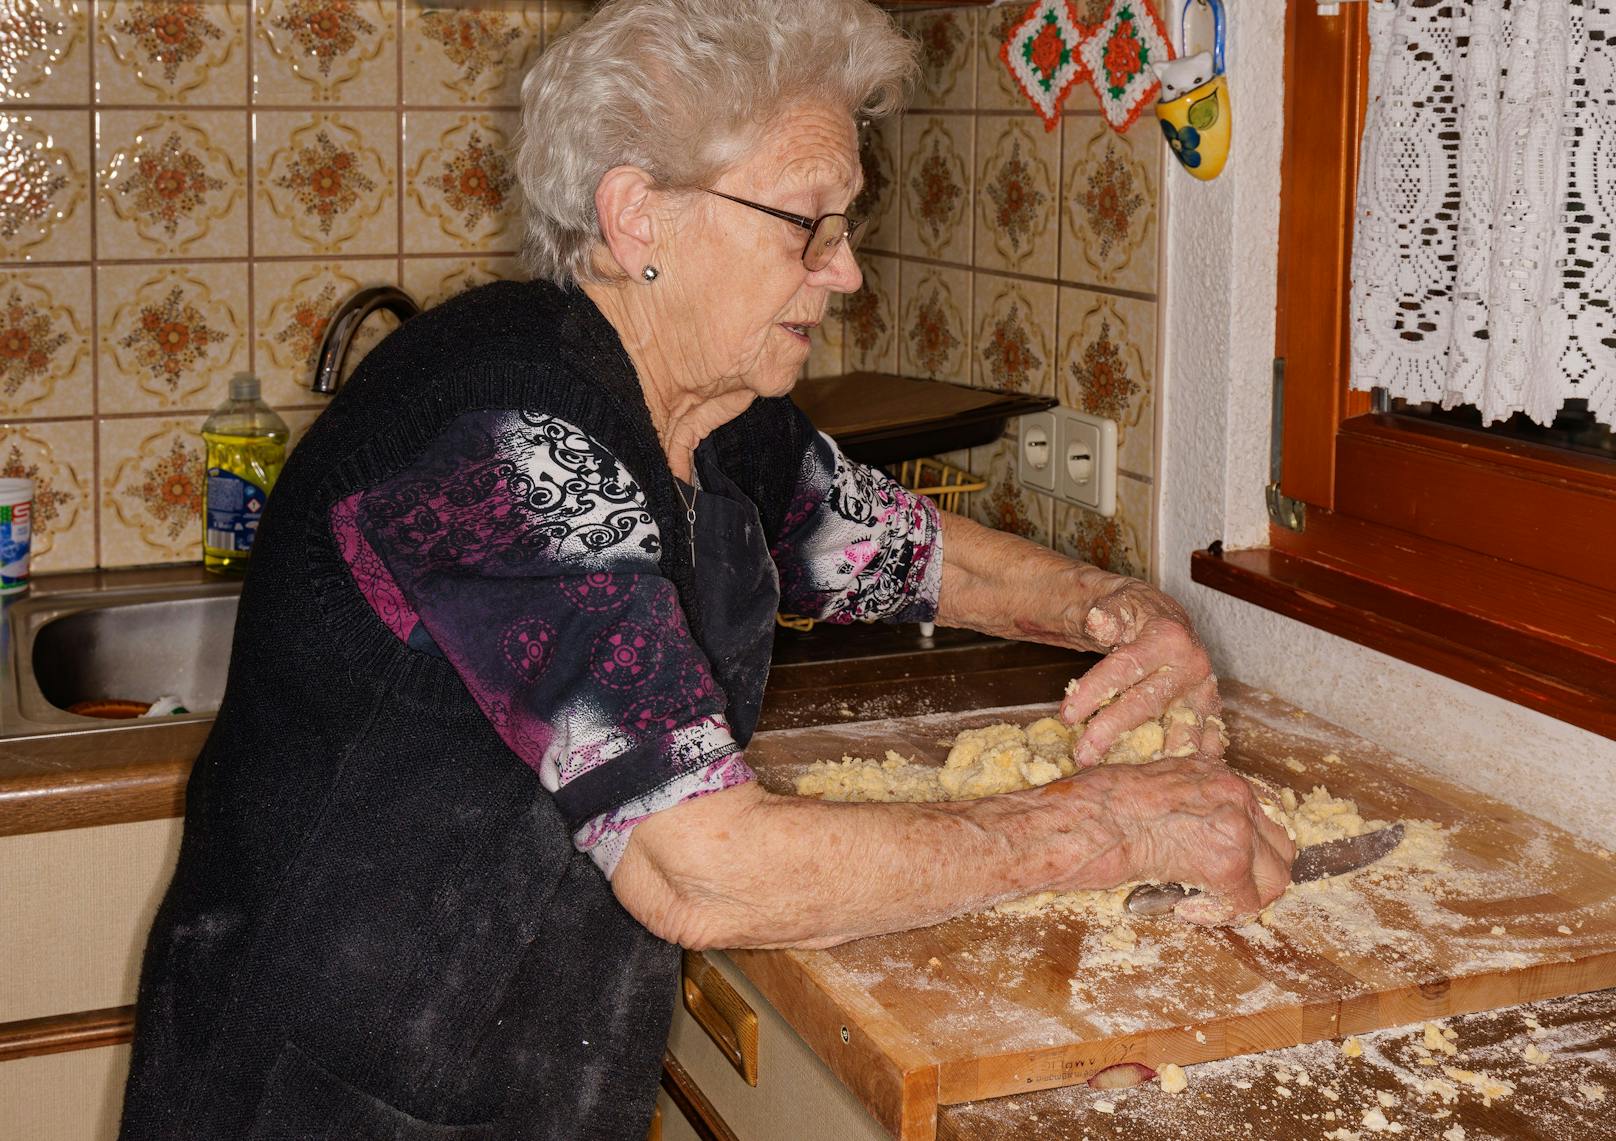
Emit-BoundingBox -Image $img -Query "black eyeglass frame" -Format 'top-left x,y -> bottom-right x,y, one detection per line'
705,189 -> 868,271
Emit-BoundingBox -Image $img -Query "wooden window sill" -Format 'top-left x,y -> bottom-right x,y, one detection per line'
1190,537 -> 1616,740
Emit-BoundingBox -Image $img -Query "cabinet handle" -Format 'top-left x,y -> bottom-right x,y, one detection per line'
681,950 -> 759,1086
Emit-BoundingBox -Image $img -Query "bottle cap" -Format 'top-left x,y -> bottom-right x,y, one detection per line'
229,373 -> 261,401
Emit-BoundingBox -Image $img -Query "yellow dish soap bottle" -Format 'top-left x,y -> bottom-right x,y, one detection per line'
202,373 -> 288,573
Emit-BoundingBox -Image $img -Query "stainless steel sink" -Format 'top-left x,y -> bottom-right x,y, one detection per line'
4,574 -> 242,739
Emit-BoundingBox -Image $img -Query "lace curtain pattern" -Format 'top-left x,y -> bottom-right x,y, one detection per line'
1350,0 -> 1616,428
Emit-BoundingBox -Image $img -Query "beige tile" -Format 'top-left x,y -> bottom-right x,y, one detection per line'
402,110 -> 522,254
1,0 -> 91,104
898,261 -> 970,386
401,255 -> 523,312
977,0 -> 1100,116
899,114 -> 972,265
0,420 -> 95,571
99,413 -> 206,566
1057,286 -> 1156,479
974,115 -> 1059,278
280,404 -> 325,449
253,259 -> 398,406
972,274 -> 1056,397
1053,473 -> 1154,581
803,310 -> 844,380
967,434 -> 1051,546
541,0 -> 592,47
95,109 -> 248,260
0,110 -> 91,262
95,0 -> 247,104
97,262 -> 248,414
852,115 -> 898,256
254,110 -> 397,256
839,252 -> 897,375
401,2 -> 542,107
1061,114 -> 1160,294
252,0 -> 397,105
903,9 -> 975,113
0,267 -> 93,420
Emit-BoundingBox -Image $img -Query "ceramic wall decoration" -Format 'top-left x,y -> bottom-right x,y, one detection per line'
1154,0 -> 1231,180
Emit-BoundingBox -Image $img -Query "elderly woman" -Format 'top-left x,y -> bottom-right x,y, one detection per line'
119,1 -> 1292,1138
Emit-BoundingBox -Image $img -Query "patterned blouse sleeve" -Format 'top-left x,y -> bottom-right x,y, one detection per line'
333,409 -> 754,878
770,423 -> 944,625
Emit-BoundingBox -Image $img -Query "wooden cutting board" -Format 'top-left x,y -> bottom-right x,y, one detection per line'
728,682 -> 1616,1141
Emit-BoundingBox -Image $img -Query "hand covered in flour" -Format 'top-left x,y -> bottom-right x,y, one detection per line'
1057,574 -> 1223,767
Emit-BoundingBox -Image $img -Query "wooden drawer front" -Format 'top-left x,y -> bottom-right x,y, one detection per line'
667,952 -> 893,1141
0,819 -> 181,1023
0,1043 -> 129,1141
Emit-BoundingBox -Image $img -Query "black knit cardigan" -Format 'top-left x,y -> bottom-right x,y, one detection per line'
118,280 -> 810,1141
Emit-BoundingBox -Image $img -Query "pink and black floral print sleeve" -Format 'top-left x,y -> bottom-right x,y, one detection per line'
770,427 -> 943,625
330,410 -> 752,878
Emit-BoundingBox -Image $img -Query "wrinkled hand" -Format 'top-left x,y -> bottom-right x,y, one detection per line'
1057,575 -> 1223,767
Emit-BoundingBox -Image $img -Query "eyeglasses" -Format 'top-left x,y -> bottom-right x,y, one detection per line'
705,190 -> 867,272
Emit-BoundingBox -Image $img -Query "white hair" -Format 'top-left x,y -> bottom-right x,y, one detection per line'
514,0 -> 917,285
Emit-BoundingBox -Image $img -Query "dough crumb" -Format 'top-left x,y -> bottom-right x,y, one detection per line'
1284,756 -> 1307,772
1420,1078 -> 1460,1103
1523,1043 -> 1549,1065
1361,1106 -> 1402,1133
1490,925 -> 1506,935
1580,1082 -> 1607,1102
1441,1066 -> 1514,1106
1276,1085 -> 1292,1098
1233,1079 -> 1252,1090
1557,924 -> 1573,935
1422,1022 -> 1458,1055
1443,1127 -> 1466,1141
1341,1036 -> 1363,1058
1376,1090 -> 1398,1107
1322,1087 -> 1340,1101
1194,1029 -> 1207,1043
1324,1131 -> 1361,1141
1322,753 -> 1342,764
927,956 -> 941,968
1093,1099 -> 1116,1114
1159,1063 -> 1187,1094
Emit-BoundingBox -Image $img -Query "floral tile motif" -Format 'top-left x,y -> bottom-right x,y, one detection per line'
0,111 -> 90,262
99,263 -> 248,413
100,414 -> 207,566
401,255 -> 522,312
256,112 -> 396,256
253,259 -> 398,407
968,433 -> 1052,546
900,115 -> 971,264
972,275 -> 1056,396
0,421 -> 94,570
975,116 -> 1059,277
96,0 -> 245,103
1058,286 -> 1157,478
838,253 -> 896,375
0,268 -> 91,419
1062,114 -> 1160,294
96,110 -> 247,260
976,1 -> 1098,115
403,112 -> 520,253
541,0 -> 592,47
1053,475 -> 1153,581
402,2 -> 541,106
254,0 -> 396,104
904,9 -> 975,111
0,0 -> 89,103
899,262 -> 970,385
852,116 -> 897,254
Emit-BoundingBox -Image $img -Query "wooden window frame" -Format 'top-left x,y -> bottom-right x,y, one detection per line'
1192,2 -> 1616,737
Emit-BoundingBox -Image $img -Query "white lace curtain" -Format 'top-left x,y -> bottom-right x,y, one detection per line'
1349,0 -> 1616,428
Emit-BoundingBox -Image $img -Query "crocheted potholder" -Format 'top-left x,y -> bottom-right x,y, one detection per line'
1077,0 -> 1174,133
999,0 -> 1090,132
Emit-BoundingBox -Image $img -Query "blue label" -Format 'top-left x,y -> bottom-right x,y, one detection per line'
0,501 -> 30,589
206,469 -> 267,553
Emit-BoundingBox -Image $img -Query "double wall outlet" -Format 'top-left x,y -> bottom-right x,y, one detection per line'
1017,409 -> 1117,515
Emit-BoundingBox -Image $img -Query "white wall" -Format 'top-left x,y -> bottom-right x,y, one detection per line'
1156,0 -> 1616,846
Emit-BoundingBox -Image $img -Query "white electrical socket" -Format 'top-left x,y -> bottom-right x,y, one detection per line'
1054,409 -> 1117,515
1016,410 -> 1057,493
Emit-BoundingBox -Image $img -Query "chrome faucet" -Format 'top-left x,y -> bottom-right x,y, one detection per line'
310,285 -> 422,395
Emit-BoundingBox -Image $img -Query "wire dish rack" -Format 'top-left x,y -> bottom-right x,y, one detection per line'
775,457 -> 986,633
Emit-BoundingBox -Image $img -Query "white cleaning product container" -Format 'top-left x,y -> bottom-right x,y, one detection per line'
0,477 -> 34,595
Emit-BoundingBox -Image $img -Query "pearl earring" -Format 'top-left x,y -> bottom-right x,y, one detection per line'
642,265 -> 659,282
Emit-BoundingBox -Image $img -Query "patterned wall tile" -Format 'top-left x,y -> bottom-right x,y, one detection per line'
1,0 -> 90,103
541,0 -> 591,46
972,274 -> 1056,396
976,1 -> 1100,115
852,115 -> 898,255
904,9 -> 975,112
803,311 -> 844,381
0,419 -> 94,571
253,258 -> 397,407
401,254 -> 522,312
99,413 -> 205,566
974,115 -> 1059,278
253,0 -> 397,105
98,262 -> 248,413
255,111 -> 397,256
1053,473 -> 1153,581
968,432 -> 1052,546
95,110 -> 248,260
898,261 -> 970,386
1061,114 -> 1160,294
95,0 -> 247,104
403,110 -> 521,254
401,2 -> 542,107
0,110 -> 91,262
0,267 -> 91,419
899,114 -> 971,265
840,251 -> 896,375
1057,286 -> 1156,478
